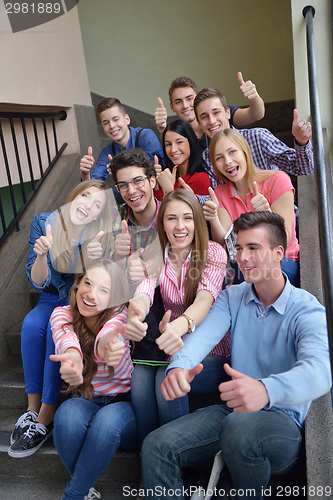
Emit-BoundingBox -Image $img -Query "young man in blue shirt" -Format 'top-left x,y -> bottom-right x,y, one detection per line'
141,211 -> 331,500
80,97 -> 164,182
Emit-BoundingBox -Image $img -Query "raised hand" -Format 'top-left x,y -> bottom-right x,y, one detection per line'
154,97 -> 167,133
34,224 -> 53,256
237,72 -> 260,102
97,324 -> 126,366
250,181 -> 270,212
106,154 -> 113,177
292,109 -> 312,146
156,310 -> 184,356
154,155 -> 162,177
203,187 -> 219,221
125,299 -> 148,342
127,247 -> 146,282
157,166 -> 178,195
87,230 -> 104,259
161,364 -> 203,401
80,146 -> 95,181
49,349 -> 83,386
114,220 -> 131,257
177,177 -> 194,194
219,363 -> 269,413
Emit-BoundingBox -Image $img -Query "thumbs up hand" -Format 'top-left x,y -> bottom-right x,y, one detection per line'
292,109 -> 312,146
106,154 -> 113,177
80,146 -> 95,181
156,310 -> 184,356
203,187 -> 219,221
114,220 -> 131,257
49,349 -> 83,386
97,324 -> 126,366
154,155 -> 162,177
125,298 -> 148,342
237,72 -> 259,102
34,224 -> 53,256
154,97 -> 167,133
127,247 -> 146,282
250,181 -> 271,212
157,166 -> 178,195
87,230 -> 104,259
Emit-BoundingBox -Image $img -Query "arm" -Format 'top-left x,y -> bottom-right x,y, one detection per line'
270,190 -> 295,243
203,188 -> 231,244
168,289 -> 232,372
262,298 -> 331,408
79,146 -> 95,181
25,215 -> 53,291
232,72 -> 265,126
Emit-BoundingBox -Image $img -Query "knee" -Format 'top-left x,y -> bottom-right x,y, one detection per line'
141,426 -> 173,464
21,309 -> 48,341
220,413 -> 260,460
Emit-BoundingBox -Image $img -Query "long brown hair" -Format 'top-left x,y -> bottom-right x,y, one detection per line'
209,129 -> 276,192
65,258 -> 129,399
157,190 -> 209,310
50,180 -> 115,273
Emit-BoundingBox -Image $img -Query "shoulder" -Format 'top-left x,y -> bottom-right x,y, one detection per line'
137,127 -> 159,142
50,305 -> 72,323
207,241 -> 228,266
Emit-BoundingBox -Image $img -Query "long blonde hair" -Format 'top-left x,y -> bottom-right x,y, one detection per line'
209,129 -> 276,192
157,190 -> 209,311
50,180 -> 115,273
65,258 -> 129,399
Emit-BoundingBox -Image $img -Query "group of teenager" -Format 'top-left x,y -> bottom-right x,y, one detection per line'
7,73 -> 331,500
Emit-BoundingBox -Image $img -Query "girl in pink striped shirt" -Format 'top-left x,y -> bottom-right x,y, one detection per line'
126,191 -> 230,448
49,259 -> 137,500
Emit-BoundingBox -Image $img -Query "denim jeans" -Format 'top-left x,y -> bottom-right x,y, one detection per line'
53,394 -> 137,500
131,356 -> 230,449
21,292 -> 68,404
141,404 -> 303,500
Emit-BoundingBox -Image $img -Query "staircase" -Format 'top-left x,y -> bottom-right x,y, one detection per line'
0,100 -> 332,500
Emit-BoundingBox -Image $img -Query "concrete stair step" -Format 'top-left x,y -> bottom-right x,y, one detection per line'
5,321 -> 22,357
0,356 -> 27,408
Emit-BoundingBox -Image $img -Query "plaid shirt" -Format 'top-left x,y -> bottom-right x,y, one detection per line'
198,127 -> 314,206
110,200 -> 160,256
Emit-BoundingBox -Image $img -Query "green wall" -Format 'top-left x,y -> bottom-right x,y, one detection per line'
77,0 -> 295,114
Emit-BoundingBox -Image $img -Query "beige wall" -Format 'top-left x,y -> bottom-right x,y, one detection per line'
77,0 -> 295,114
291,0 -> 333,155
0,1 -> 92,181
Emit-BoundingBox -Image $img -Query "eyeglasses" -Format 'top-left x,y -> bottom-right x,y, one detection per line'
115,176 -> 148,193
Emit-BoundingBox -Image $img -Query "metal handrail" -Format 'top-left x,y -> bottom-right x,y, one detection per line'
0,109 -> 68,247
302,6 -> 333,371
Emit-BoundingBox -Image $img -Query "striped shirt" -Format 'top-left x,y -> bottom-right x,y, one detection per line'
198,127 -> 314,206
50,306 -> 133,396
135,241 -> 231,357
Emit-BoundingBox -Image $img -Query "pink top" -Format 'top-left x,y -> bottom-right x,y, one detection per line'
214,171 -> 299,261
135,240 -> 231,357
51,306 -> 133,396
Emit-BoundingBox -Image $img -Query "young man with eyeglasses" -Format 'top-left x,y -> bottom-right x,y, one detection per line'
109,148 -> 160,262
80,97 -> 164,182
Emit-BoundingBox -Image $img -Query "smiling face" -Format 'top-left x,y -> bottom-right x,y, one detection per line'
213,135 -> 247,185
164,130 -> 191,170
76,266 -> 112,320
115,165 -> 156,215
235,226 -> 284,284
100,106 -> 130,147
69,187 -> 106,227
163,199 -> 195,257
196,97 -> 230,138
170,86 -> 197,123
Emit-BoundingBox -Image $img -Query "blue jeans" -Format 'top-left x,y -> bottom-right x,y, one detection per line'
131,356 -> 230,449
53,394 -> 137,500
141,404 -> 303,500
21,292 -> 68,404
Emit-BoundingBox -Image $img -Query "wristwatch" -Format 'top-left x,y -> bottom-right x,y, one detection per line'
181,314 -> 196,334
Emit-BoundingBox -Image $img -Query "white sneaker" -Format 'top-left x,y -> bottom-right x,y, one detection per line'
84,487 -> 101,500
